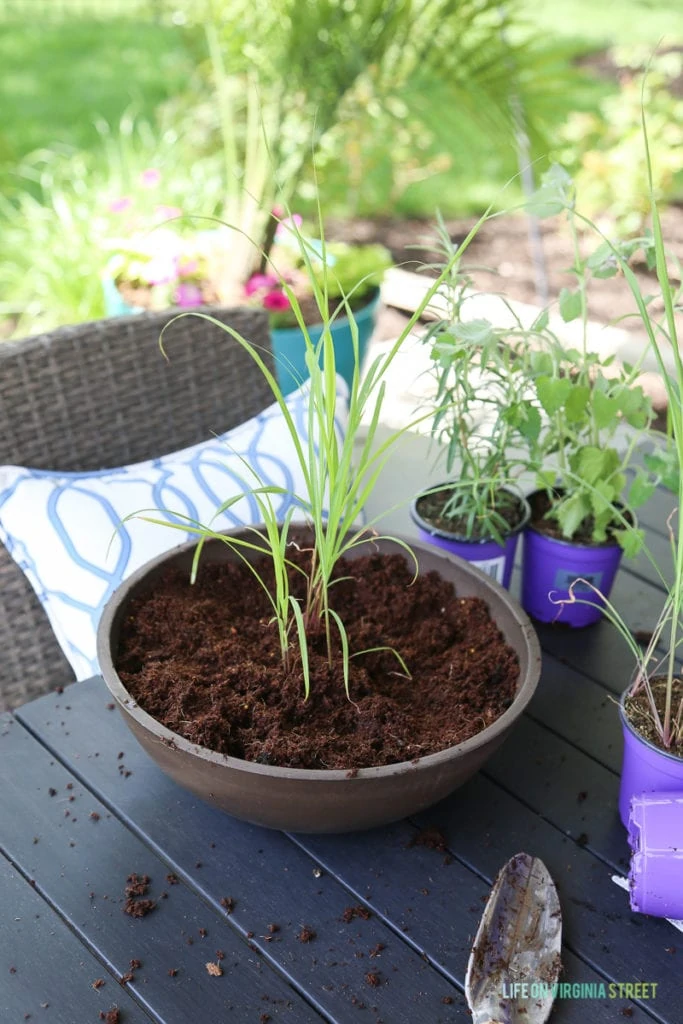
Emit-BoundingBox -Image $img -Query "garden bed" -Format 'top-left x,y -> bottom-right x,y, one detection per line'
329,206 -> 683,336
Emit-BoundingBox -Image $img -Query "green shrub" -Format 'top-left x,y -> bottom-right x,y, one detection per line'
559,49 -> 683,232
0,117 -> 226,338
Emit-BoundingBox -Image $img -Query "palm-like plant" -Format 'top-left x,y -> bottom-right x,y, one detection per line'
162,0 -> 579,265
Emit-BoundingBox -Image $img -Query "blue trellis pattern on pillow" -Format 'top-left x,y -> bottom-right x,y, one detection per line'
0,380 -> 349,682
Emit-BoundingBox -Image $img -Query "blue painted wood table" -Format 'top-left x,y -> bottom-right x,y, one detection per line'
1,486 -> 681,1024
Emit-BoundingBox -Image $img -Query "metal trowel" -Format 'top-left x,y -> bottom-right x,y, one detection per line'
465,852 -> 563,1024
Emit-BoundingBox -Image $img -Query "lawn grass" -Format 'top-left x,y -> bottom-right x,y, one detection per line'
520,0 -> 682,48
0,9 -> 196,195
0,0 -> 679,217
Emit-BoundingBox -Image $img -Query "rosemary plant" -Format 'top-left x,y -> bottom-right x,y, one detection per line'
418,216 -> 540,544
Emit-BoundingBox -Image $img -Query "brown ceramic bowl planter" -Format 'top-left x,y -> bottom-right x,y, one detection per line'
97,526 -> 541,833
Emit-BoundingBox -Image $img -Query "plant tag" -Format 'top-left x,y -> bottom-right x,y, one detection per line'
471,556 -> 506,585
553,569 -> 603,592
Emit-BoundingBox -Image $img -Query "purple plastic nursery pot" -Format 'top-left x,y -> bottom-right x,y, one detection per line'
521,492 -> 623,627
619,690 -> 683,827
628,791 -> 683,919
409,486 -> 529,590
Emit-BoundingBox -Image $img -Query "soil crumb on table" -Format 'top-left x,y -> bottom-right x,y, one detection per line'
122,873 -> 156,918
99,1010 -> 120,1024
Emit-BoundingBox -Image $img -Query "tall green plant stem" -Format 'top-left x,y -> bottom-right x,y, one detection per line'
635,115 -> 681,742
205,23 -> 237,215
563,112 -> 683,745
567,208 -> 598,447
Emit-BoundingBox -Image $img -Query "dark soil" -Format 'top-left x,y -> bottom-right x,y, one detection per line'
415,487 -> 526,541
122,873 -> 155,918
624,678 -> 683,756
123,898 -> 155,918
99,1011 -> 120,1024
124,874 -> 150,898
407,826 -> 448,853
527,489 -> 621,548
115,545 -> 519,771
341,906 -> 372,923
328,207 -> 683,334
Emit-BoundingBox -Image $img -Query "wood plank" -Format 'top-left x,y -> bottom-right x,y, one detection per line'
412,776 -> 679,1022
526,653 -> 624,774
0,715 -> 325,1024
523,564 -> 667,687
0,853 -> 153,1024
18,683 -> 660,1024
16,687 -> 469,1024
628,528 -> 674,591
291,828 -> 657,1024
485,714 -> 627,868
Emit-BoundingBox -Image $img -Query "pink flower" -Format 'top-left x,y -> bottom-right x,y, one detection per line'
263,290 -> 291,312
140,168 -> 161,189
175,283 -> 204,307
177,259 -> 199,276
275,214 -> 303,241
245,273 -> 279,296
108,196 -> 133,214
143,254 -> 177,286
155,204 -> 182,220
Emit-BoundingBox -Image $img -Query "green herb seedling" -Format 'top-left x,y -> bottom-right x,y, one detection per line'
523,165 -> 656,553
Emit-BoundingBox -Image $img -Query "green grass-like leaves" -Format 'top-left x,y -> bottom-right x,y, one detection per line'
553,107 -> 683,749
136,205 -> 488,697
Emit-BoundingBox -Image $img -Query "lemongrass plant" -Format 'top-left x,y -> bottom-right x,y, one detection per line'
553,114 -> 683,753
133,207 -> 489,699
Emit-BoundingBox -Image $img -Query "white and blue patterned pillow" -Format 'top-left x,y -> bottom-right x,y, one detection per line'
0,381 -> 348,681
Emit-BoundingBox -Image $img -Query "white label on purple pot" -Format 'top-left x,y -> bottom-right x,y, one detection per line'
553,569 -> 604,592
471,555 -> 506,584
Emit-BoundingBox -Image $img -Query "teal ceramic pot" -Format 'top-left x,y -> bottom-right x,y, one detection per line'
271,289 -> 381,396
101,275 -> 144,317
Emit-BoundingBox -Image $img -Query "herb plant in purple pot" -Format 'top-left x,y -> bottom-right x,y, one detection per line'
519,166 -> 656,626
411,218 -> 536,588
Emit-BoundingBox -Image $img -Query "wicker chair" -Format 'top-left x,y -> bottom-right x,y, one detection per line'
0,306 -> 273,711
